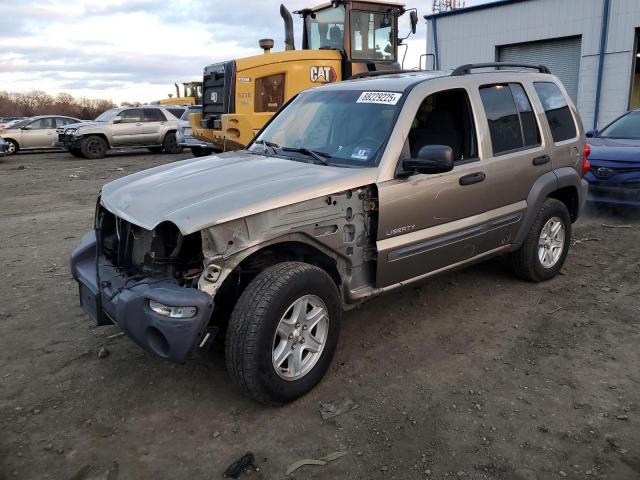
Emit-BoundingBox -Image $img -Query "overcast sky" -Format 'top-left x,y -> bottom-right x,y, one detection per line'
0,0 -> 492,104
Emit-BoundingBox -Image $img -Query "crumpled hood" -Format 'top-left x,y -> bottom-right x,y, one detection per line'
101,152 -> 377,234
65,121 -> 100,130
587,137 -> 640,164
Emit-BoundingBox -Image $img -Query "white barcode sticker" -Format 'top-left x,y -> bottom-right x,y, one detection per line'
356,91 -> 402,105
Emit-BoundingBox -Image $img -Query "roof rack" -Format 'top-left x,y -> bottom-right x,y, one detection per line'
349,69 -> 418,80
451,62 -> 551,76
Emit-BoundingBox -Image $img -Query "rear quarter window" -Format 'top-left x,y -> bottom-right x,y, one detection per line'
166,108 -> 185,119
533,82 -> 577,143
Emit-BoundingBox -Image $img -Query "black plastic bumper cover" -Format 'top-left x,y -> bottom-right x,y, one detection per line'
70,231 -> 214,363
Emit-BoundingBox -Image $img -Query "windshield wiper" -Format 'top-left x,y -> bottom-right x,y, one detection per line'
281,147 -> 331,166
254,139 -> 280,157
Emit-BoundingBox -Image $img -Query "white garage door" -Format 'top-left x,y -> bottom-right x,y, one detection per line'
498,36 -> 582,102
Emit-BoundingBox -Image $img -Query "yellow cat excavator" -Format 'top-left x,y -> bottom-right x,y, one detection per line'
158,82 -> 203,106
189,0 -> 418,156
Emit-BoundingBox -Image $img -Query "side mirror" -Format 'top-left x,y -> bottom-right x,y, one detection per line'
21,125 -> 32,130
410,11 -> 418,34
585,129 -> 598,138
399,145 -> 454,177
112,116 -> 122,124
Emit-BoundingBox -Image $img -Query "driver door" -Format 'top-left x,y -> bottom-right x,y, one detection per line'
375,87 -> 514,287
21,117 -> 56,148
111,109 -> 144,146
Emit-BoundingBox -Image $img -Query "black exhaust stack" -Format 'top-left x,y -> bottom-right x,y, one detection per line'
280,4 -> 295,51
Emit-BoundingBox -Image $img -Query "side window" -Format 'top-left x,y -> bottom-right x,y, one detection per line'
119,109 -> 142,123
255,74 -> 285,113
28,118 -> 55,129
479,83 -> 541,155
533,82 -> 577,142
407,88 -> 478,162
143,108 -> 166,122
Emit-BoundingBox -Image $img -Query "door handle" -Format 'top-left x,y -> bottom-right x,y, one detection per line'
532,155 -> 551,166
459,172 -> 486,186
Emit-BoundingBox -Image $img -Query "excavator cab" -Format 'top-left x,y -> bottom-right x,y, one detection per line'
192,0 -> 417,154
300,1 -> 412,76
182,82 -> 203,105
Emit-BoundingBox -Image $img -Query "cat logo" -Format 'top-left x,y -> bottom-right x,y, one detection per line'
310,66 -> 337,83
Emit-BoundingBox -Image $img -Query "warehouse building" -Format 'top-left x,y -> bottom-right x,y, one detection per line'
425,0 -> 640,129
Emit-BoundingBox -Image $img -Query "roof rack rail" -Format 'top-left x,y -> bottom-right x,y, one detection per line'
349,69 -> 417,80
451,62 -> 551,76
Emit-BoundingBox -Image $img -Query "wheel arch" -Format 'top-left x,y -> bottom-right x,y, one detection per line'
514,168 -> 583,248
206,236 -> 344,330
82,133 -> 110,148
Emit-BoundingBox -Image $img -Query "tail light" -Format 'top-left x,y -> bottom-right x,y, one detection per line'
582,143 -> 591,177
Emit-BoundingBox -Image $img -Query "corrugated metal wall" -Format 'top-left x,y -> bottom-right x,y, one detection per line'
427,0 -> 640,128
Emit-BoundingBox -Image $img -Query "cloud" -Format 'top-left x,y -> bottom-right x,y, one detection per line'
0,0 -> 495,103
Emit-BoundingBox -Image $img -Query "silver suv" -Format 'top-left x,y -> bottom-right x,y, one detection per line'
71,63 -> 588,404
176,106 -> 217,157
56,106 -> 185,159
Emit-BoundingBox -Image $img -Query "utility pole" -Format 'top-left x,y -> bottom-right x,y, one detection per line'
432,0 -> 465,13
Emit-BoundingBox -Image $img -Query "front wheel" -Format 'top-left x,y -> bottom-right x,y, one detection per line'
225,262 -> 341,405
5,139 -> 18,155
162,132 -> 182,154
510,198 -> 572,282
69,148 -> 84,158
80,136 -> 107,159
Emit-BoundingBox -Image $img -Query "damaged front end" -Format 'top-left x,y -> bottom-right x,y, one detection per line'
70,201 -> 214,362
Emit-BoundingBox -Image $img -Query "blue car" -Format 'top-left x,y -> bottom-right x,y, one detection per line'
586,109 -> 640,206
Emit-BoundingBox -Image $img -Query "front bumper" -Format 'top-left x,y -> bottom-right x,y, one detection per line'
70,231 -> 214,362
587,184 -> 640,206
55,132 -> 82,148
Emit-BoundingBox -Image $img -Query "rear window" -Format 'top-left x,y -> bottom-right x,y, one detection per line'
166,108 -> 186,119
180,107 -> 201,121
533,82 -> 577,143
479,83 -> 541,155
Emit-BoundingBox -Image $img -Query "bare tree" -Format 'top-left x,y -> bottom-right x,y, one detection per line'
432,0 -> 466,13
0,90 -> 117,119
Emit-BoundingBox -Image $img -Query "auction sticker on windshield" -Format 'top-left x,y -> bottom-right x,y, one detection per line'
356,92 -> 402,105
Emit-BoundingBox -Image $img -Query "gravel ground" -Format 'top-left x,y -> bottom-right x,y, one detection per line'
0,149 -> 639,480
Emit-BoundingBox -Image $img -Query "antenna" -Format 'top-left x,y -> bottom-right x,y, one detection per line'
432,0 -> 465,13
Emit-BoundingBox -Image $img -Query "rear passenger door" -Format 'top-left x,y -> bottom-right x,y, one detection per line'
111,109 -> 143,146
142,108 -> 168,144
532,81 -> 580,170
476,82 -> 552,213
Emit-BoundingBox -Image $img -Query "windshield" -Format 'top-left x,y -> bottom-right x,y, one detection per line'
307,6 -> 345,50
249,89 -> 403,167
599,110 -> 640,139
94,109 -> 119,122
350,11 -> 396,61
9,118 -> 31,129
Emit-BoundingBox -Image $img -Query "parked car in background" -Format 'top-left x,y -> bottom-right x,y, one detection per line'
586,109 -> 640,206
177,106 -> 217,157
0,116 -> 83,155
71,64 -> 588,404
56,106 -> 184,159
0,137 -> 7,157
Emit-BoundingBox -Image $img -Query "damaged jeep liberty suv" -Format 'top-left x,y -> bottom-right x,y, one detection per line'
71,63 -> 589,404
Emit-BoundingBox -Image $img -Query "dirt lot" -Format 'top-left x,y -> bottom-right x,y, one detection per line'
0,149 -> 639,480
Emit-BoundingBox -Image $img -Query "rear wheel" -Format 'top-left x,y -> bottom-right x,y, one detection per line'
147,147 -> 163,154
5,139 -> 18,155
510,198 -> 571,282
162,132 -> 182,154
80,136 -> 107,159
225,262 -> 341,405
